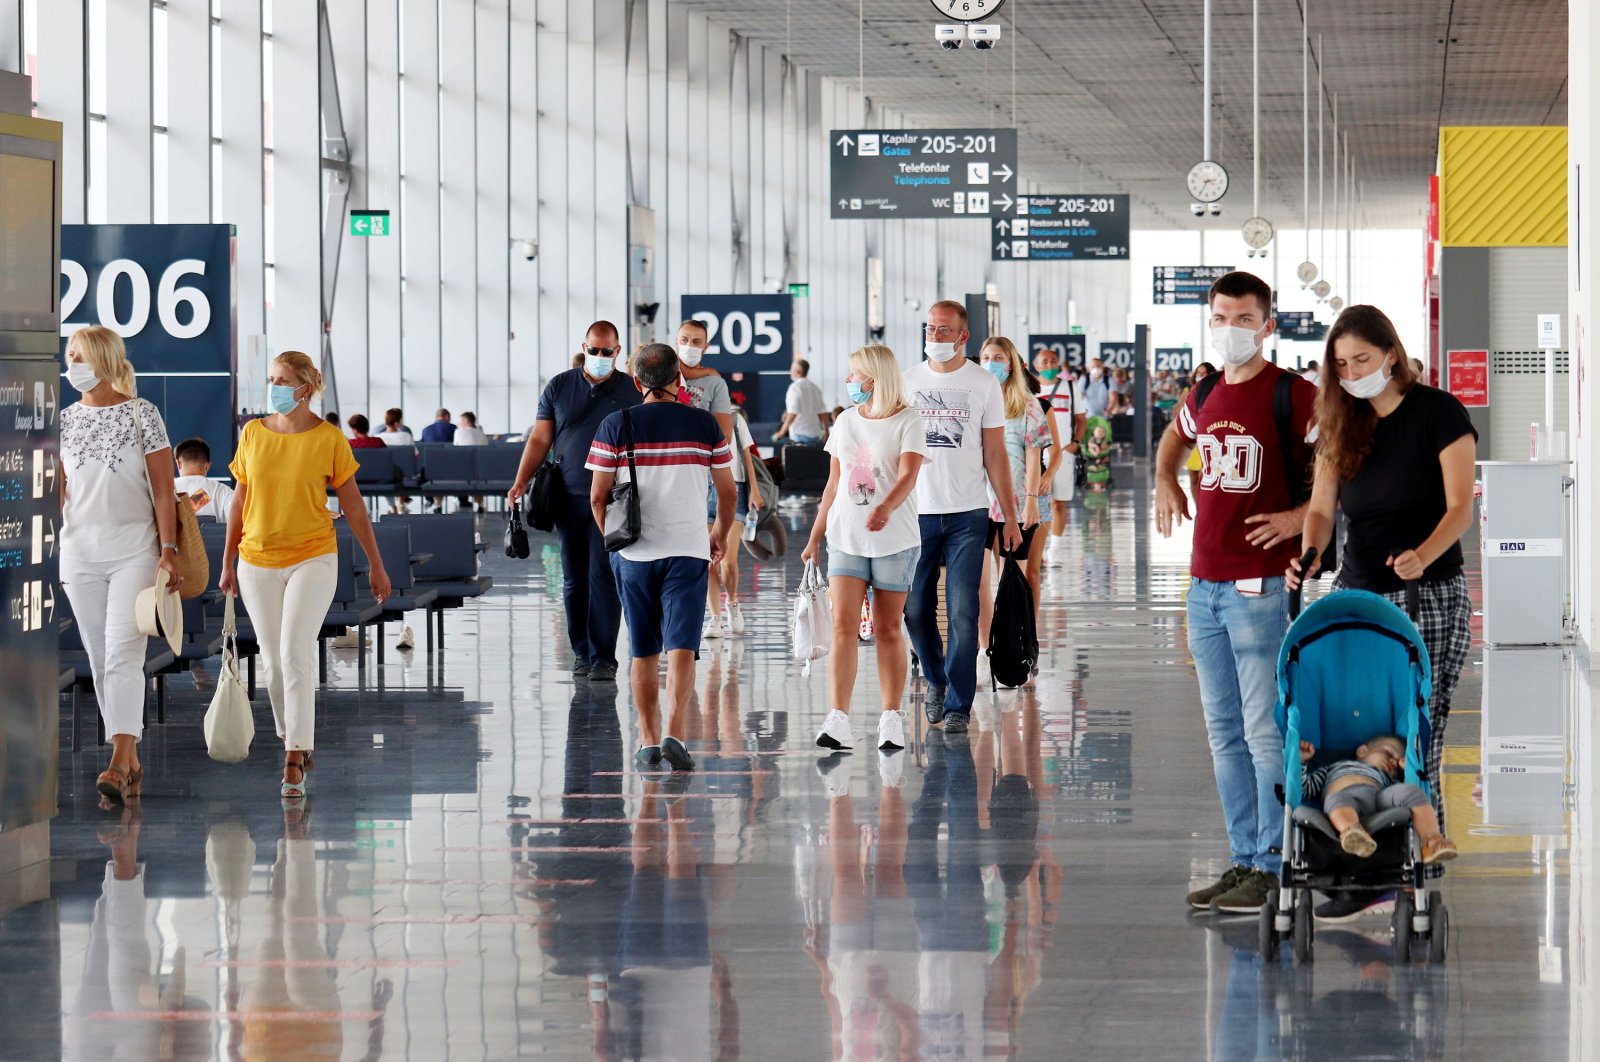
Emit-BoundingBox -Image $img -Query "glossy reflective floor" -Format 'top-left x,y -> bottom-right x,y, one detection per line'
4,469 -> 1596,1060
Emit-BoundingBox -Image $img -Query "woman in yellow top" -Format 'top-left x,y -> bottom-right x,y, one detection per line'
220,352 -> 390,800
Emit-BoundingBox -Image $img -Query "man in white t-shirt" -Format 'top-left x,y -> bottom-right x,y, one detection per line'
172,436 -> 236,523
775,359 -> 831,446
903,300 -> 1021,734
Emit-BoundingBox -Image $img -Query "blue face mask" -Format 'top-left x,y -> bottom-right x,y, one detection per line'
983,361 -> 1010,384
847,381 -> 872,406
268,383 -> 300,415
584,353 -> 615,379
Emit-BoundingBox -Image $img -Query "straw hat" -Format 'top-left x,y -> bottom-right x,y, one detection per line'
135,567 -> 183,654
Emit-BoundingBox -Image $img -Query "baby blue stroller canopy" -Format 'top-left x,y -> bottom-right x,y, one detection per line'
1275,589 -> 1433,811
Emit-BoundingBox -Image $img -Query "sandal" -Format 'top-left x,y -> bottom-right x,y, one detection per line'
281,752 -> 314,801
96,763 -> 143,804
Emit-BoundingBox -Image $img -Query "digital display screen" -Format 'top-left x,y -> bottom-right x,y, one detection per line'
0,153 -> 57,318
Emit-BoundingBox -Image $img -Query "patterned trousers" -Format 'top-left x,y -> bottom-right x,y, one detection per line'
1335,573 -> 1472,837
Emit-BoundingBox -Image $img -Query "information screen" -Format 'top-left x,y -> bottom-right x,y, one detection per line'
0,154 -> 58,320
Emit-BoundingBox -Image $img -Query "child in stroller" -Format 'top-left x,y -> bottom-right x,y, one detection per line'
1299,735 -> 1458,864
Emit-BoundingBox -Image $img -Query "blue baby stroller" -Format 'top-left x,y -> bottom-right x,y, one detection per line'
1259,549 -> 1450,965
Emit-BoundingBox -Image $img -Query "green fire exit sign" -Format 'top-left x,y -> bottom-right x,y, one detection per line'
350,210 -> 391,237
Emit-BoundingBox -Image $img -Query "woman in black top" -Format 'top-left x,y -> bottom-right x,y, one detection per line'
1287,305 -> 1477,838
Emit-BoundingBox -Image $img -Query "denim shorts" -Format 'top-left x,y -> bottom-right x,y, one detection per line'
827,544 -> 921,592
735,480 -> 751,523
610,554 -> 711,656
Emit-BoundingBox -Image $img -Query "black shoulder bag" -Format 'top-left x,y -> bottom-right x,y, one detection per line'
527,386 -> 608,533
603,408 -> 643,553
1192,372 -> 1336,570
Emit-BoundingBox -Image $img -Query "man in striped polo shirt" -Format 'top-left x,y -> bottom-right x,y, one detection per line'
588,343 -> 736,772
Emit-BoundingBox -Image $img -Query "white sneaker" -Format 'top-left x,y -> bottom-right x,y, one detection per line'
396,624 -> 415,651
727,603 -> 746,636
815,709 -> 857,751
878,749 -> 906,789
703,614 -> 724,640
330,627 -> 359,649
877,710 -> 906,751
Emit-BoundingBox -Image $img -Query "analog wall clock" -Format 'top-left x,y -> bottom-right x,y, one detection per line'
1186,160 -> 1229,203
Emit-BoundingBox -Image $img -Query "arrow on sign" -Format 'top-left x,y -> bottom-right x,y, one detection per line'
994,194 -> 1013,213
46,385 -> 56,424
44,454 -> 56,488
838,198 -> 848,210
354,218 -> 369,233
836,134 -> 854,155
43,585 -> 54,625
997,219 -> 1010,235
45,519 -> 55,558
995,164 -> 1014,184
996,242 -> 1010,258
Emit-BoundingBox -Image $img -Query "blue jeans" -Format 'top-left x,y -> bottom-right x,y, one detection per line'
1187,577 -> 1290,875
791,433 -> 823,447
905,509 -> 989,718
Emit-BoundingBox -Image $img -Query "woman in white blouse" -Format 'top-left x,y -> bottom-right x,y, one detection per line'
58,326 -> 183,805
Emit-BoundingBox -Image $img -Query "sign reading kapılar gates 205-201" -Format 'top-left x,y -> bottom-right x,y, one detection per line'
831,128 -> 1018,219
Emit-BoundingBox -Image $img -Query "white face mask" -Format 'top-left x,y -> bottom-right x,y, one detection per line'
924,341 -> 961,363
1339,359 -> 1392,401
677,344 -> 704,368
66,361 -> 100,393
1210,324 -> 1266,366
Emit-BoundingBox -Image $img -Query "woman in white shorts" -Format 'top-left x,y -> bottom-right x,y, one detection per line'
801,344 -> 928,760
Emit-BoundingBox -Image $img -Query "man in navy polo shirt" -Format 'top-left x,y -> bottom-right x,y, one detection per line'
509,321 -> 641,682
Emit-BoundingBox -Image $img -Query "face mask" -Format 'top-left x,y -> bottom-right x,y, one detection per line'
268,383 -> 301,415
584,353 -> 615,379
1089,367 -> 1104,382
983,361 -> 1010,384
1210,324 -> 1265,366
924,341 -> 961,363
1339,360 -> 1392,401
847,381 -> 872,406
1039,368 -> 1060,382
677,344 -> 704,368
66,361 -> 100,393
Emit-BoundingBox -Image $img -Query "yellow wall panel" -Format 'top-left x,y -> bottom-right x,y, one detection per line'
1439,126 -> 1567,247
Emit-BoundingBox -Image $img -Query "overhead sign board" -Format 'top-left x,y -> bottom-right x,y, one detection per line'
992,194 -> 1129,261
1153,347 -> 1193,372
1447,349 -> 1489,407
1152,265 -> 1232,305
1028,334 -> 1087,372
1275,310 -> 1328,341
680,294 -> 794,424
830,128 -> 1018,219
1098,341 -> 1137,370
60,224 -> 238,469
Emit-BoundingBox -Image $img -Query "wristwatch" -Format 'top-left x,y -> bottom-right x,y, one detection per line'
161,542 -> 178,553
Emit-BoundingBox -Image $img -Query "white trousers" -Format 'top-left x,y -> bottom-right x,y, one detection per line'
59,549 -> 158,742
238,553 -> 337,751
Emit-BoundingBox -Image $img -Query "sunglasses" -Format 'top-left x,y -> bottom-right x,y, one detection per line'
584,346 -> 619,357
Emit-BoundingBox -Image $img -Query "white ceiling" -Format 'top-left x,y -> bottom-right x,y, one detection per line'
668,0 -> 1569,231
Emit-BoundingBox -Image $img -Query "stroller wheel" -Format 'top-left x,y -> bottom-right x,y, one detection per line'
1258,890 -> 1280,962
1292,889 -> 1315,964
1427,893 -> 1449,964
1391,891 -> 1415,963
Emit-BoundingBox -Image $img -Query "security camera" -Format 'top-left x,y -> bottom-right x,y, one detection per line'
1207,203 -> 1222,217
1190,202 -> 1205,217
969,24 -> 1001,49
936,25 -> 965,49
515,238 -> 538,260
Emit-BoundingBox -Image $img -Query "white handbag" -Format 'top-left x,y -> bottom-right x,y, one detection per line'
204,594 -> 255,763
792,560 -> 832,676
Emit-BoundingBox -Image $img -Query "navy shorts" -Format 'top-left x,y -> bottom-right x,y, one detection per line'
611,554 -> 711,656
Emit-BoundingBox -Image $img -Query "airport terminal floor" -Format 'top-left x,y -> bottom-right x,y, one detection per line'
0,469 -> 1591,1060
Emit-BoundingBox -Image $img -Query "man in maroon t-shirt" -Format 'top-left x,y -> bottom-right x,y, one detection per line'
1155,271 -> 1317,915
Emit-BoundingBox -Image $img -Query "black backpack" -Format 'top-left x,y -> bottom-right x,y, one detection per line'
1191,369 -> 1336,570
987,552 -> 1038,689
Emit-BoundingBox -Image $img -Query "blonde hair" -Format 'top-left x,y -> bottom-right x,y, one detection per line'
69,325 -> 137,398
274,350 -> 325,396
981,336 -> 1033,419
848,344 -> 910,418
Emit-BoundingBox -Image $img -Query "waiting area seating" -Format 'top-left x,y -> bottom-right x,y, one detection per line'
346,442 -> 525,507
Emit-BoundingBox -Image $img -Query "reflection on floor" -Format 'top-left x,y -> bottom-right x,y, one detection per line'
2,470 -> 1595,1060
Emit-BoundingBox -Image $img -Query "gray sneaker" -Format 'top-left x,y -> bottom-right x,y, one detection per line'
942,711 -> 970,733
922,684 -> 948,725
1186,865 -> 1248,910
1210,868 -> 1278,914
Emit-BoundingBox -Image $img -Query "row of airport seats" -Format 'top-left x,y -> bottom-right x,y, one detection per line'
351,443 -> 522,503
58,513 -> 492,750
